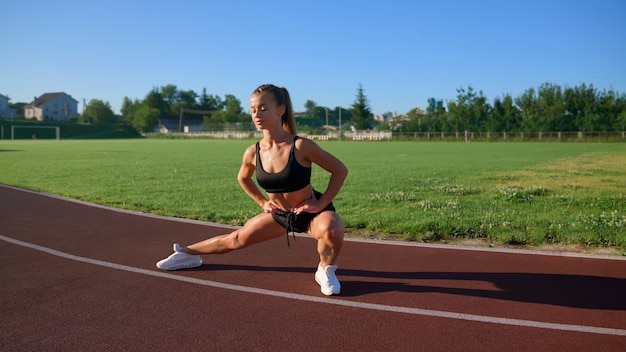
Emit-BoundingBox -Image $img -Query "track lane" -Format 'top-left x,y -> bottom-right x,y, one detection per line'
1,184 -> 625,351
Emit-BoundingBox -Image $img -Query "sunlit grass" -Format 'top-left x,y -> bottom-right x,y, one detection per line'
496,152 -> 626,193
1,139 -> 624,251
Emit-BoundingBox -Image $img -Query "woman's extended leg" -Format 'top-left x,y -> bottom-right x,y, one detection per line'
156,212 -> 284,270
185,212 -> 285,254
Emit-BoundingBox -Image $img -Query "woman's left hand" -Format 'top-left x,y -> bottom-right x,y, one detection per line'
293,196 -> 323,215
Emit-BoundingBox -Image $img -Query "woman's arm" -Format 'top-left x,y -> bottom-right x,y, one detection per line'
237,144 -> 281,213
295,138 -> 348,214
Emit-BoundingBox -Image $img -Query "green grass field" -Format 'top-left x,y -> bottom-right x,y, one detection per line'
1,139 -> 624,252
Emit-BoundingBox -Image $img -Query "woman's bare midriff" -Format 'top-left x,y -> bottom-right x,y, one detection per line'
268,184 -> 314,211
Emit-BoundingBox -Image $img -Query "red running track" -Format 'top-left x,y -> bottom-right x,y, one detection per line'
1,184 -> 625,351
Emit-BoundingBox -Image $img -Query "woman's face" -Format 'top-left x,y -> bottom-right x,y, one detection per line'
250,93 -> 285,130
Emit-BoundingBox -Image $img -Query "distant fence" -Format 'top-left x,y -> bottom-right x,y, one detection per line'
307,131 -> 392,141
145,131 -> 264,139
393,131 -> 626,142
144,130 -> 625,142
145,130 -> 394,141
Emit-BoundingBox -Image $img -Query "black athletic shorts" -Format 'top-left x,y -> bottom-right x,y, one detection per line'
271,190 -> 336,233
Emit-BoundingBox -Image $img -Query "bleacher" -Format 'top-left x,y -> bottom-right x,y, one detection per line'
156,119 -> 204,133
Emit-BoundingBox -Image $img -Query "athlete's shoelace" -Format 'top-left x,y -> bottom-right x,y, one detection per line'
285,212 -> 297,248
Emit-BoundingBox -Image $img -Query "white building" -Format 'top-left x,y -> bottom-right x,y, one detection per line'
24,92 -> 79,121
0,93 -> 16,118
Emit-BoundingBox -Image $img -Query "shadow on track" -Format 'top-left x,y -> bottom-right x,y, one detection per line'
186,263 -> 626,310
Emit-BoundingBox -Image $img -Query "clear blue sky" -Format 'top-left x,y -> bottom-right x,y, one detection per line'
2,0 -> 625,115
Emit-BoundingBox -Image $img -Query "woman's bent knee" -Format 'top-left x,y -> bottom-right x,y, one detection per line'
326,228 -> 344,243
310,212 -> 344,242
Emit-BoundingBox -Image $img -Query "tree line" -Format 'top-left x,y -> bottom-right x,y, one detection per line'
393,83 -> 626,134
107,83 -> 373,133
119,84 -> 249,132
75,82 -> 624,134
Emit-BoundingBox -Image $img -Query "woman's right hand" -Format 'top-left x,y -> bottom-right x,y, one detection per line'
262,199 -> 282,213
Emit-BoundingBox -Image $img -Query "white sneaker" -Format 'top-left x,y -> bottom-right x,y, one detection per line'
156,243 -> 202,270
315,263 -> 341,296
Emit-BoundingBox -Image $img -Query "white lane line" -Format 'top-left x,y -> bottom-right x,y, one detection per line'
1,233 -> 625,337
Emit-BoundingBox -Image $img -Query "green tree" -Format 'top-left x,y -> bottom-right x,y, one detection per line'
170,89 -> 199,118
492,94 -> 520,132
304,100 -> 318,119
401,108 -> 424,132
350,84 -> 373,130
160,84 -> 179,106
596,88 -> 622,131
198,88 -> 224,111
82,99 -> 115,124
563,86 -> 580,131
471,90 -> 491,132
502,94 -> 520,132
222,94 -> 246,122
335,106 -> 351,131
564,83 -> 598,131
299,100 -> 325,128
449,85 -> 476,132
206,95 -> 249,130
132,106 -> 160,133
424,100 -> 445,132
515,88 -> 541,132
326,107 -> 344,127
536,83 -> 565,132
143,88 -> 170,119
447,100 -> 460,133
612,91 -> 626,131
615,110 -> 626,131
120,96 -> 142,127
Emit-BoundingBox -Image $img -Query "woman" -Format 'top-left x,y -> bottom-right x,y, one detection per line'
156,84 -> 348,296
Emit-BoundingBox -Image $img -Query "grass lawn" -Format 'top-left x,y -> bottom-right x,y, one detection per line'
1,139 -> 624,253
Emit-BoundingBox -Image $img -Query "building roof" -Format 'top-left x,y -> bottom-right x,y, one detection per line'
27,92 -> 78,107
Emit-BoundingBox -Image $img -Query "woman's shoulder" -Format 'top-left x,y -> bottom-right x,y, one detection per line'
294,134 -> 314,146
294,135 -> 324,162
295,135 -> 322,150
242,143 -> 258,161
245,142 -> 258,152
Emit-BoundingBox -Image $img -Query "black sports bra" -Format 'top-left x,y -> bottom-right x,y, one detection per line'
256,136 -> 312,193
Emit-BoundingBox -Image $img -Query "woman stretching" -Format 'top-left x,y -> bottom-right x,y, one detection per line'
156,84 -> 348,296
